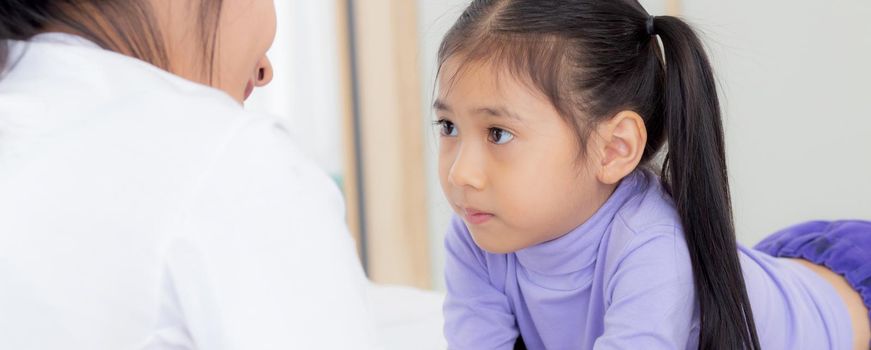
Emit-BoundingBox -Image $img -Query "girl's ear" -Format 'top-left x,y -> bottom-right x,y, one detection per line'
594,111 -> 647,185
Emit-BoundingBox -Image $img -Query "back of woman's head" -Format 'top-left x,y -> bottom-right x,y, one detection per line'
0,0 -> 222,81
439,1 -> 760,349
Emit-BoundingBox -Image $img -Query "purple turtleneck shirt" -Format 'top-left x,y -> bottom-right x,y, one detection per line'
444,170 -> 852,349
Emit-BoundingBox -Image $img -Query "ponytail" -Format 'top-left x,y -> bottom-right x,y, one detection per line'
654,16 -> 761,350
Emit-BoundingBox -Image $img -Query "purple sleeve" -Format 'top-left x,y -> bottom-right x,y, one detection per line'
443,216 -> 519,350
594,228 -> 699,350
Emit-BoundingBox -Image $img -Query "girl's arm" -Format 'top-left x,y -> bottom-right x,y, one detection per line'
444,216 -> 519,350
595,226 -> 698,349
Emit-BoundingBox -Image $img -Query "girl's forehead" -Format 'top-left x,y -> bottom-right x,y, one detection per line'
438,57 -> 501,90
435,64 -> 564,128
437,59 -> 551,110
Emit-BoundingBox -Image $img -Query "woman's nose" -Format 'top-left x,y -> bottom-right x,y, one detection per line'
255,56 -> 274,87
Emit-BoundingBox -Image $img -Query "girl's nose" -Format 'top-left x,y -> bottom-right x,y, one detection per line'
447,145 -> 486,190
255,56 -> 274,87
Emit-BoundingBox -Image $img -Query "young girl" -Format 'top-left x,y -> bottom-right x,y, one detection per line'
435,1 -> 871,349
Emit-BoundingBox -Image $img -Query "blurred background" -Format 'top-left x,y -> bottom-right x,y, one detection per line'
247,0 -> 871,294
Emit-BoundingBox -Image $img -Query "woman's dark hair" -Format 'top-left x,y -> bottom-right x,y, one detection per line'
439,1 -> 759,349
0,0 -> 223,81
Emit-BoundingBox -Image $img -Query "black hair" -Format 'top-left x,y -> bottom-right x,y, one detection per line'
0,0 -> 223,82
438,1 -> 760,349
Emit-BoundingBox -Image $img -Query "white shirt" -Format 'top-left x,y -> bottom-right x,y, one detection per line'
0,33 -> 377,349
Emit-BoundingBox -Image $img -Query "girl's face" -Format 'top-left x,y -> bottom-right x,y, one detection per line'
164,0 -> 277,103
436,58 -> 615,254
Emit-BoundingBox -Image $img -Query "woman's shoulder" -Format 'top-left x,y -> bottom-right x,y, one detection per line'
14,36 -> 297,147
2,36 -> 322,206
5,35 -> 245,123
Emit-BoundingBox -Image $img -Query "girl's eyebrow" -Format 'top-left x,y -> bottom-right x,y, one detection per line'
433,99 -> 451,112
433,99 -> 522,121
473,106 -> 522,121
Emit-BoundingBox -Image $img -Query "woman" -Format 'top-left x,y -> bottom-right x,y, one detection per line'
0,1 -> 376,349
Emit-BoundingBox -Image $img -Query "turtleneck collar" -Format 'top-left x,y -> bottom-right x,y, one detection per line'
514,170 -> 648,276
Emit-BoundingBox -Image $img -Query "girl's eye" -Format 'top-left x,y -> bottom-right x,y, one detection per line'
436,120 -> 458,137
488,127 -> 514,145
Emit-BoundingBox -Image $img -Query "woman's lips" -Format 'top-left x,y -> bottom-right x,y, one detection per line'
463,208 -> 494,225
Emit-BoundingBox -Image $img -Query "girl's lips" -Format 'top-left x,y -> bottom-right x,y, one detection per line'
243,79 -> 255,100
463,208 -> 494,225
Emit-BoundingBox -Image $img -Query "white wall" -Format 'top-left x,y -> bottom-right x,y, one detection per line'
681,0 -> 871,243
418,0 -> 871,290
417,0 -> 469,290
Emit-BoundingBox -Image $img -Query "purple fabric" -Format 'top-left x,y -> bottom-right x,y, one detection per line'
755,220 -> 871,322
444,170 -> 853,349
